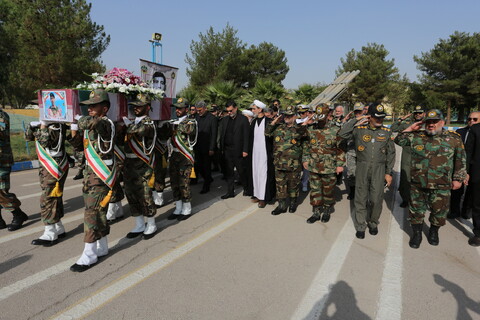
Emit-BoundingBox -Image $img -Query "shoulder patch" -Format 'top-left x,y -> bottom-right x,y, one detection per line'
382,127 -> 391,131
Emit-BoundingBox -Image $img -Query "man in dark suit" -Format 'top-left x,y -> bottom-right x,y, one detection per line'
465,119 -> 480,246
218,101 -> 250,199
194,101 -> 218,194
449,112 -> 480,219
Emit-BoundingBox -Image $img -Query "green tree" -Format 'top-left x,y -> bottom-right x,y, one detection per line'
177,85 -> 201,105
414,31 -> 480,123
203,81 -> 243,107
250,78 -> 285,105
337,43 -> 400,105
242,42 -> 289,87
290,83 -> 326,105
1,0 -> 110,106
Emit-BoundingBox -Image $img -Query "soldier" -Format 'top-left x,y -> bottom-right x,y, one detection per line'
296,105 -> 311,192
69,89 -> 116,272
338,103 -> 395,239
343,102 -> 365,200
395,109 -> 467,248
265,106 -> 307,215
167,98 -> 197,220
0,108 -> 28,231
303,104 -> 345,223
390,105 -> 425,207
25,121 -> 69,246
151,120 -> 170,207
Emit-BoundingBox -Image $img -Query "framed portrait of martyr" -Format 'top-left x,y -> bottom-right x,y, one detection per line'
38,89 -> 80,123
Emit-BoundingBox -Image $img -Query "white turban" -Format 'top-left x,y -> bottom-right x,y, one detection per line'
253,99 -> 266,110
242,109 -> 254,117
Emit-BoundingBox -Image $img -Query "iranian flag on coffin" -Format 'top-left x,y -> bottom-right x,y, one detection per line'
139,59 -> 178,120
38,89 -> 81,123
107,93 -> 128,121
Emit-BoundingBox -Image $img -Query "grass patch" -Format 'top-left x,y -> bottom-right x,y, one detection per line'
10,133 -> 74,162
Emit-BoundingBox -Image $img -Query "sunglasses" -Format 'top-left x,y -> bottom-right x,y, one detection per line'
468,118 -> 478,121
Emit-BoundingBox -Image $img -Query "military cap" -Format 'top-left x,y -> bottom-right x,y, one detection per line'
353,102 -> 364,111
368,103 -> 386,118
284,105 -> 296,116
425,109 -> 444,121
297,104 -> 309,113
129,93 -> 151,107
413,105 -> 425,113
81,89 -> 109,105
173,97 -> 189,108
315,104 -> 330,116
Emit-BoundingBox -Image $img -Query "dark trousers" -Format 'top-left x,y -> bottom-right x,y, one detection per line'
223,149 -> 246,194
470,181 -> 480,237
194,151 -> 213,186
450,184 -> 472,216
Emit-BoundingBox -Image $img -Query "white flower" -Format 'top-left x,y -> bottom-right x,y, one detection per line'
125,78 -> 131,83
119,86 -> 126,93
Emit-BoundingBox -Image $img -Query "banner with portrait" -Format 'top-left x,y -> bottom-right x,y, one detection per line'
139,59 -> 178,120
38,89 -> 81,123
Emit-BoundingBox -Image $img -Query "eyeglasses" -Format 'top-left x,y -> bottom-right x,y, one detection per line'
468,118 -> 478,121
226,109 -> 234,113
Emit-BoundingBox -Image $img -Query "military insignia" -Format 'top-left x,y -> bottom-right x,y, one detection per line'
362,135 -> 371,142
275,136 -> 281,142
291,139 -> 297,144
171,72 -> 176,79
377,105 -> 384,112
89,91 -> 95,99
83,139 -> 88,149
428,111 -> 436,117
415,145 -> 424,151
377,136 -> 386,141
311,139 -> 317,144
358,145 -> 365,151
178,98 -> 183,103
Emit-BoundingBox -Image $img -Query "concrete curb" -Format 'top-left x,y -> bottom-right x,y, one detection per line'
12,160 -> 39,172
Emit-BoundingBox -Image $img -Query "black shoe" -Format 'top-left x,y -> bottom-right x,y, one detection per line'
461,210 -> 472,220
143,231 -> 157,240
321,212 -> 331,223
167,214 -> 179,220
347,187 -> 355,200
427,226 -> 439,246
126,231 -> 143,239
8,210 -> 28,231
306,215 -> 320,224
73,171 -> 84,180
400,201 -> 408,208
468,236 -> 480,247
177,215 -> 191,221
221,193 -> 234,199
368,226 -> 378,235
31,238 -> 58,247
409,224 -> 423,249
0,218 -> 6,229
355,231 -> 365,239
70,262 -> 96,272
258,201 -> 266,208
288,198 -> 298,213
271,206 -> 287,216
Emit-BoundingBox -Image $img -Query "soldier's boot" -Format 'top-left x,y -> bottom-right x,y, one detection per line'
321,206 -> 333,223
55,221 -> 66,238
31,225 -> 58,246
271,199 -> 287,215
7,208 -> 28,231
409,224 -> 423,249
70,242 -> 98,272
152,191 -> 164,207
178,202 -> 192,221
97,236 -> 108,257
126,216 -> 145,238
427,225 -> 440,246
307,206 -> 322,224
107,201 -> 124,222
168,201 -> 183,220
73,170 -> 84,180
347,186 -> 355,200
0,211 -> 6,229
143,217 -> 157,239
288,197 -> 298,213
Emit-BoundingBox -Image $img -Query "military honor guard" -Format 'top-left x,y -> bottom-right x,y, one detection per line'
265,105 -> 307,215
338,103 -> 395,239
151,120 -> 170,207
69,89 -> 117,272
395,109 -> 467,248
25,120 -> 69,246
122,94 -> 158,239
303,104 -> 345,223
167,98 -> 198,220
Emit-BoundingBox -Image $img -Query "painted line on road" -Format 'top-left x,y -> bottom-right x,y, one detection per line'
290,219 -> 356,320
375,178 -> 404,320
20,181 -> 42,187
17,184 -> 82,201
52,204 -> 258,320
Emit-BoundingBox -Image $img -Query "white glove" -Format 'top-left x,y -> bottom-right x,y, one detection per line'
70,123 -> 78,131
122,116 -> 132,126
30,121 -> 41,128
74,114 -> 82,121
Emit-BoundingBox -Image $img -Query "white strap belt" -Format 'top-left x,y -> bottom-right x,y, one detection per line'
87,159 -> 113,166
125,153 -> 138,158
47,150 -> 63,157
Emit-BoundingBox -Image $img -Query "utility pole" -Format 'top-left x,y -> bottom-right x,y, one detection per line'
149,33 -> 163,64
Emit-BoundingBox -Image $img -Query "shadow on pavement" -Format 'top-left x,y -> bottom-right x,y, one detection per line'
0,254 -> 32,275
434,274 -> 480,320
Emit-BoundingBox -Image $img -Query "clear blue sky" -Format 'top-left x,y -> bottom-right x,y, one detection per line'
89,0 -> 480,92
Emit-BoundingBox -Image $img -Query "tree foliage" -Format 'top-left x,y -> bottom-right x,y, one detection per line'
242,42 -> 289,87
414,31 -> 480,123
336,43 -> 400,105
1,0 -> 110,106
289,83 -> 326,105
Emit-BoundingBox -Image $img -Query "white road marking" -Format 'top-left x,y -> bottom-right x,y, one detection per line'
20,182 -> 41,187
52,204 -> 258,319
17,184 -> 82,200
290,220 -> 356,320
375,181 -> 404,320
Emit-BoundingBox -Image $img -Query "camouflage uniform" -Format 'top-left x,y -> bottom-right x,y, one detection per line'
265,109 -> 307,213
338,112 -> 395,233
123,116 -> 156,217
25,123 -> 69,225
0,109 -> 27,230
303,120 -> 345,221
70,115 -> 114,243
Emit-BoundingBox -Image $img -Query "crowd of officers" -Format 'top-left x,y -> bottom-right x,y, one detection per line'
0,88 -> 477,273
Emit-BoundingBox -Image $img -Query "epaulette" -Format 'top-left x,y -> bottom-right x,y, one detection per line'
448,130 -> 460,136
357,126 -> 367,129
381,127 -> 391,131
